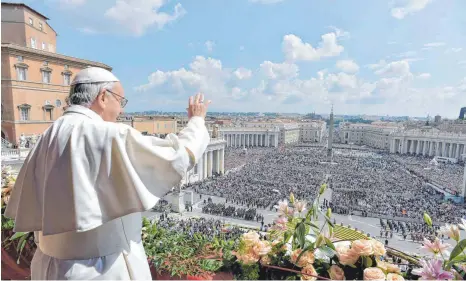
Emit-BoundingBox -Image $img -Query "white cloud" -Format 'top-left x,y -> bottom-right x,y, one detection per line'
205,41 -> 215,52
394,51 -> 417,58
375,60 -> 411,77
390,0 -> 432,19
239,46 -> 245,51
327,26 -> 351,40
445,47 -> 463,54
77,27 -> 98,34
423,42 -> 446,48
417,73 -> 431,79
260,61 -> 299,80
367,60 -> 388,70
458,60 -> 466,65
105,0 -> 186,36
249,0 -> 286,4
336,60 -> 360,73
233,68 -> 252,80
282,33 -> 344,62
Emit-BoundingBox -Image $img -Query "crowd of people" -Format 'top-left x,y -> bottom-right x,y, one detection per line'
223,147 -> 273,171
192,145 -> 464,224
390,154 -> 463,194
155,217 -> 246,241
201,202 -> 262,221
379,219 -> 442,243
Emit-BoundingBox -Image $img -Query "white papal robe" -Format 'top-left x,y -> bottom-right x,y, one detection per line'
4,105 -> 210,280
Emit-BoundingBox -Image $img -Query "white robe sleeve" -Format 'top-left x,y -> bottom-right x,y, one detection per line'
5,116 -> 210,235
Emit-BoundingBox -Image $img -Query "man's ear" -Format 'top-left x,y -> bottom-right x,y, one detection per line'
98,88 -> 107,104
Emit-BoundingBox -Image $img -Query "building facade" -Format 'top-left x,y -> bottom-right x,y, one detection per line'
220,127 -> 280,148
1,3 -> 111,146
298,121 -> 326,143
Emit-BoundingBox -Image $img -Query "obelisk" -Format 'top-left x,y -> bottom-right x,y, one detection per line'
327,105 -> 334,160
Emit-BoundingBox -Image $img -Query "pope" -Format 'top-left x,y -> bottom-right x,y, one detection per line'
5,67 -> 211,280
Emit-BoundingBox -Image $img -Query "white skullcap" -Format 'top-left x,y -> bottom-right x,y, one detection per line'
71,67 -> 119,86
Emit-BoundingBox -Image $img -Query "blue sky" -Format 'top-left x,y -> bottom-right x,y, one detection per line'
11,0 -> 466,117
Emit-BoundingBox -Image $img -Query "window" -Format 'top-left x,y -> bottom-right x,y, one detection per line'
64,65 -> 69,69
39,22 -> 43,31
42,42 -> 46,50
43,61 -> 48,66
42,71 -> 51,84
29,17 -> 33,25
30,37 -> 36,48
17,68 -> 27,81
63,73 -> 71,85
17,56 -> 23,62
20,108 -> 30,121
194,164 -> 198,174
55,100 -> 62,107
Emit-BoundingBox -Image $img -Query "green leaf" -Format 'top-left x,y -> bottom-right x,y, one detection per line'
9,232 -> 28,241
364,256 -> 373,268
324,237 -> 336,251
296,222 -> 306,248
319,210 -> 335,228
449,239 -> 466,262
446,254 -> 466,270
319,246 -> 337,258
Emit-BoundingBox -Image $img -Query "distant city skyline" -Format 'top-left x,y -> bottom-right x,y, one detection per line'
6,0 -> 466,118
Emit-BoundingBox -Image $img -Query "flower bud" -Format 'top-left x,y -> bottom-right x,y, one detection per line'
326,208 -> 332,218
315,234 -> 325,248
423,212 -> 432,227
319,183 -> 327,195
290,193 -> 295,204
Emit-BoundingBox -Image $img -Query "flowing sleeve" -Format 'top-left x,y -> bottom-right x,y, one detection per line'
5,116 -> 210,235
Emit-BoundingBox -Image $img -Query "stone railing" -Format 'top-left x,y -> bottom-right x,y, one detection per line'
1,148 -> 31,160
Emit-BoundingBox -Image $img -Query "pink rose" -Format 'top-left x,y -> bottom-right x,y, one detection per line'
301,264 -> 318,281
352,239 -> 374,256
363,267 -> 386,280
371,240 -> 386,256
252,240 -> 272,256
328,265 -> 345,280
337,246 -> 360,266
386,273 -> 405,281
377,261 -> 400,274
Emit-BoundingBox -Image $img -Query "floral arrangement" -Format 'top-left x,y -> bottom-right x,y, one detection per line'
142,218 -> 238,280
410,213 -> 466,280
2,165 -> 16,230
232,184 -> 465,280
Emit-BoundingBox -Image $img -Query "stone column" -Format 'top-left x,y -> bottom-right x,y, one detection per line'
220,148 -> 225,174
265,134 -> 269,147
207,151 -> 213,177
416,140 -> 420,155
275,133 -> 279,147
246,134 -> 249,147
449,143 -> 453,158
216,149 -> 220,173
203,152 -> 208,179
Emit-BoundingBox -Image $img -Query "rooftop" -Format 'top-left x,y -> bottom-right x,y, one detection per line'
1,2 -> 49,20
1,43 -> 112,70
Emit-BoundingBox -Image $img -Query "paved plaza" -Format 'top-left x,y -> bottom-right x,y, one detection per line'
143,188 -> 466,257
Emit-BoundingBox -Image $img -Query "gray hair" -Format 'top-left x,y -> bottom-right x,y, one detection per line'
66,82 -> 115,108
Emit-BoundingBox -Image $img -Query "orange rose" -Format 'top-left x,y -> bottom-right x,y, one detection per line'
386,273 -> 405,281
252,240 -> 272,256
363,267 -> 385,281
260,255 -> 271,265
291,249 -> 315,267
242,231 -> 260,246
236,252 -> 260,265
371,240 -> 386,256
377,261 -> 401,274
301,264 -> 318,281
328,265 -> 345,280
352,239 -> 374,256
337,246 -> 360,266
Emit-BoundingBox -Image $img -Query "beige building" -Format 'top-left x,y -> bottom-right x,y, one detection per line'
117,116 -> 178,135
298,121 -> 326,143
1,2 -> 111,146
